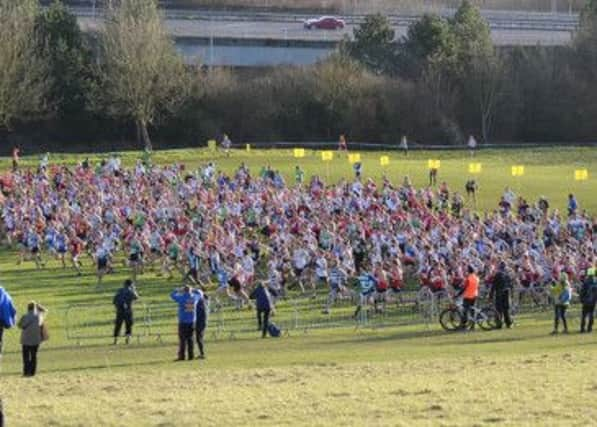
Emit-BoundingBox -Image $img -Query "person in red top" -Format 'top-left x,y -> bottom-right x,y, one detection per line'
460,265 -> 480,328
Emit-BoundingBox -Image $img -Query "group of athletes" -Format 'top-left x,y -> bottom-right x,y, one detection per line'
0,153 -> 595,325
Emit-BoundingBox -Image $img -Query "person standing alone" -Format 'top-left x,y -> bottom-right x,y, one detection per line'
171,285 -> 200,361
113,280 -> 139,345
18,302 -> 48,377
251,282 -> 275,338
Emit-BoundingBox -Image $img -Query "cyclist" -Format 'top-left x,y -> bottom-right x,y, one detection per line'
459,265 -> 479,329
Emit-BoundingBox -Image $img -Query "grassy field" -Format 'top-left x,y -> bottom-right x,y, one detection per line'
169,0 -> 586,14
0,146 -> 595,426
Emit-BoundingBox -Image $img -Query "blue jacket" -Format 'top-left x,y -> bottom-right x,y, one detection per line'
0,287 -> 17,328
251,285 -> 273,311
171,290 -> 201,324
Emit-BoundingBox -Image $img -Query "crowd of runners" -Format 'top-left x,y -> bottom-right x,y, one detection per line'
0,154 -> 594,312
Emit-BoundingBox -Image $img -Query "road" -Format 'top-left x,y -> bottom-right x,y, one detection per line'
75,7 -> 575,46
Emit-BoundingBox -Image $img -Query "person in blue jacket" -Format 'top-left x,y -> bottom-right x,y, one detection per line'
0,286 -> 17,356
171,285 -> 201,361
250,282 -> 275,338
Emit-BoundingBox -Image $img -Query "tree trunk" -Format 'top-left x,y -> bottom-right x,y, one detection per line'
137,119 -> 152,152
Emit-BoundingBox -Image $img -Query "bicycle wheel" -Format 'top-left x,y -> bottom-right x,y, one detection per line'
439,308 -> 463,332
479,307 -> 498,331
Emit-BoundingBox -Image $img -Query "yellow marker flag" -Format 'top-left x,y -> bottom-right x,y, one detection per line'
321,151 -> 333,161
574,169 -> 589,181
380,156 -> 390,166
207,139 -> 217,151
428,159 -> 440,169
348,153 -> 361,164
511,165 -> 525,177
246,144 -> 251,153
468,163 -> 482,174
293,148 -> 305,158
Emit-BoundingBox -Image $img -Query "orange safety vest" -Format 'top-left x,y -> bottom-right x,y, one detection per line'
463,274 -> 479,299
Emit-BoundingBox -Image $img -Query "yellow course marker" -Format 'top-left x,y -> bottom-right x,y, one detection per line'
321,151 -> 334,161
468,163 -> 482,174
348,153 -> 361,164
511,165 -> 525,177
574,169 -> 589,181
293,148 -> 305,158
427,159 -> 440,169
207,139 -> 217,151
380,156 -> 390,166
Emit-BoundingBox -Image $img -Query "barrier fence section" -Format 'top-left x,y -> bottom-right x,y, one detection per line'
64,288 -> 583,344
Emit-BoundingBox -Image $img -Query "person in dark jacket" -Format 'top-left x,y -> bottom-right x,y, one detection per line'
194,291 -> 208,359
580,268 -> 596,333
489,262 -> 514,329
171,285 -> 201,360
0,286 -> 17,356
113,280 -> 139,345
251,282 -> 275,338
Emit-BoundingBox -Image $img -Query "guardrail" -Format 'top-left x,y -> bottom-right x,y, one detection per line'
65,3 -> 579,32
63,287 -> 577,344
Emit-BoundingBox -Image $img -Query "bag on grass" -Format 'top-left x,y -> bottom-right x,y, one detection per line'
267,323 -> 281,338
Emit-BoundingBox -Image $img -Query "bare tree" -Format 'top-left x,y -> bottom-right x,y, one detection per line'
0,0 -> 50,131
94,0 -> 189,151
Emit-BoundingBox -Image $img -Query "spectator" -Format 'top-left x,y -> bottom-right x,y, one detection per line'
399,135 -> 408,156
550,273 -> 572,335
338,134 -> 347,152
171,285 -> 201,361
489,262 -> 514,329
467,135 -> 477,157
0,286 -> 17,356
251,282 -> 275,338
12,146 -> 20,172
194,291 -> 208,359
580,267 -> 597,333
113,279 -> 139,345
17,302 -> 48,377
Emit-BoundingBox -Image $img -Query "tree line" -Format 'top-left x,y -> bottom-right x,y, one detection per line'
1,0 -> 597,153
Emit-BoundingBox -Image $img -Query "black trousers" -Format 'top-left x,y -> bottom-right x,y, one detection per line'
581,304 -> 595,332
178,323 -> 194,360
0,324 -> 4,354
257,309 -> 270,338
22,345 -> 39,376
195,322 -> 205,357
495,294 -> 513,328
461,298 -> 476,327
114,310 -> 133,338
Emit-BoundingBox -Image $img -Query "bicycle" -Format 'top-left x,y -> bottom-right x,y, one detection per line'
439,301 -> 498,332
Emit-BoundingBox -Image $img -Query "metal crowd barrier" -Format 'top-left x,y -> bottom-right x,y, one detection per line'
63,287 -> 585,344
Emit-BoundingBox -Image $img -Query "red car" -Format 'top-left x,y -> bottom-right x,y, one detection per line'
304,16 -> 346,30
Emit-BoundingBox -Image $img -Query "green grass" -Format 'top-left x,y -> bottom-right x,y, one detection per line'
0,147 -> 595,426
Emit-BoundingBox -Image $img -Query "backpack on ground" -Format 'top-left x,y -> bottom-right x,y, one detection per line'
267,323 -> 281,338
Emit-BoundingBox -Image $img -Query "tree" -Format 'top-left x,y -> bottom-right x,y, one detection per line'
37,0 -> 93,118
452,0 -> 493,71
94,0 -> 189,151
452,1 -> 501,143
0,0 -> 50,131
341,14 -> 396,75
397,14 -> 457,79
